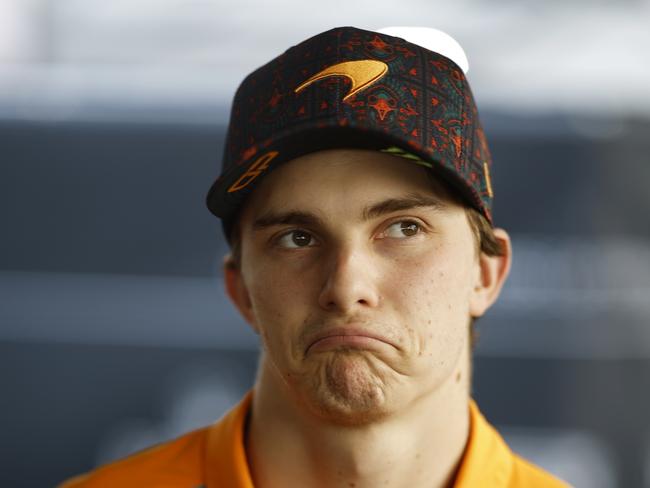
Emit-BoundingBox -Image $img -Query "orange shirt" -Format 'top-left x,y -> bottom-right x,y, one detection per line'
60,393 -> 569,488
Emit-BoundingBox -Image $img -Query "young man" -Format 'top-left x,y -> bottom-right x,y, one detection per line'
61,26 -> 569,487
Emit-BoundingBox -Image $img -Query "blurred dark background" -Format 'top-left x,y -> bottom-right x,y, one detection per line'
1,2 -> 649,487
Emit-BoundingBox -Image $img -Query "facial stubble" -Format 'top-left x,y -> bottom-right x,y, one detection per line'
299,349 -> 403,426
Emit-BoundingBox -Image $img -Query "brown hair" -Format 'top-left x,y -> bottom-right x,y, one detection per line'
465,207 -> 506,348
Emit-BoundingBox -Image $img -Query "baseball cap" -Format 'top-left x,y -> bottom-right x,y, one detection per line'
206,26 -> 494,239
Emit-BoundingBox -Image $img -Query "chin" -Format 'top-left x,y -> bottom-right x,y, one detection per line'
304,352 -> 400,426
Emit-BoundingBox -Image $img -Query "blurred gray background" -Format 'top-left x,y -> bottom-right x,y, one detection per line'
1,1 -> 649,487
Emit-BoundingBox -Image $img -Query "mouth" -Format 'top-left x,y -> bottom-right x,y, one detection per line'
305,326 -> 397,355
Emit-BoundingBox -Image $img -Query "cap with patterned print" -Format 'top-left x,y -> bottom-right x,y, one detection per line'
206,26 -> 495,238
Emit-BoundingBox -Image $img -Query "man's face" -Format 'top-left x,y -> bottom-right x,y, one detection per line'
227,149 -> 496,424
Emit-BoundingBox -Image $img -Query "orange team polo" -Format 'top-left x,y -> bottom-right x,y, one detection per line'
59,393 -> 570,488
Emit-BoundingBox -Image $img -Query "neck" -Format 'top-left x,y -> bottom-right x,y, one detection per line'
246,347 -> 471,488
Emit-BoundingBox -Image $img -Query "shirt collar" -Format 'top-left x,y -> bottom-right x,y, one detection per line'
205,394 -> 512,488
453,399 -> 513,488
205,391 -> 255,488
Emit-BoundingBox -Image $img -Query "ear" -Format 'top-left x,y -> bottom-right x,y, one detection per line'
469,228 -> 512,318
223,254 -> 259,333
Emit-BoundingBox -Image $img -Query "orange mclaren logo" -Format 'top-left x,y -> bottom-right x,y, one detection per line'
294,60 -> 389,101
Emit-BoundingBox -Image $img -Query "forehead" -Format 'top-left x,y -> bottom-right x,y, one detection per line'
239,148 -> 458,222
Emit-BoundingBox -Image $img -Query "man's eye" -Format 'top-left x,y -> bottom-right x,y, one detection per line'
384,220 -> 421,238
277,230 -> 315,248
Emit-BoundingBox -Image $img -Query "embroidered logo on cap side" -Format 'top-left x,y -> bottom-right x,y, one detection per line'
228,151 -> 280,193
483,162 -> 493,198
294,60 -> 388,102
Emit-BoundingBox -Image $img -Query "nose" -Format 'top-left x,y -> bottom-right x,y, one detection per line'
317,245 -> 381,313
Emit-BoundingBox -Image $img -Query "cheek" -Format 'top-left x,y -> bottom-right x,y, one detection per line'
248,278 -> 292,335
384,250 -> 473,351
245,258 -> 302,316
244,267 -> 314,363
245,249 -> 328,312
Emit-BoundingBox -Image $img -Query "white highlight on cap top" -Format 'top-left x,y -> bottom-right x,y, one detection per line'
376,26 -> 469,74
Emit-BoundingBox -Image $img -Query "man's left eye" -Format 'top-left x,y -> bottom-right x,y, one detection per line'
276,230 -> 315,248
383,221 -> 422,238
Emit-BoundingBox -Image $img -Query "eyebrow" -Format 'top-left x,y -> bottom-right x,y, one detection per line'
253,211 -> 324,231
362,193 -> 447,221
252,193 -> 447,232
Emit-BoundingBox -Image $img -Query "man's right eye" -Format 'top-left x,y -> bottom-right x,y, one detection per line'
276,230 -> 315,248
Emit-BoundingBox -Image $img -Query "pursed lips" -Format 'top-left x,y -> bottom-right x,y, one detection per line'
305,326 -> 398,355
